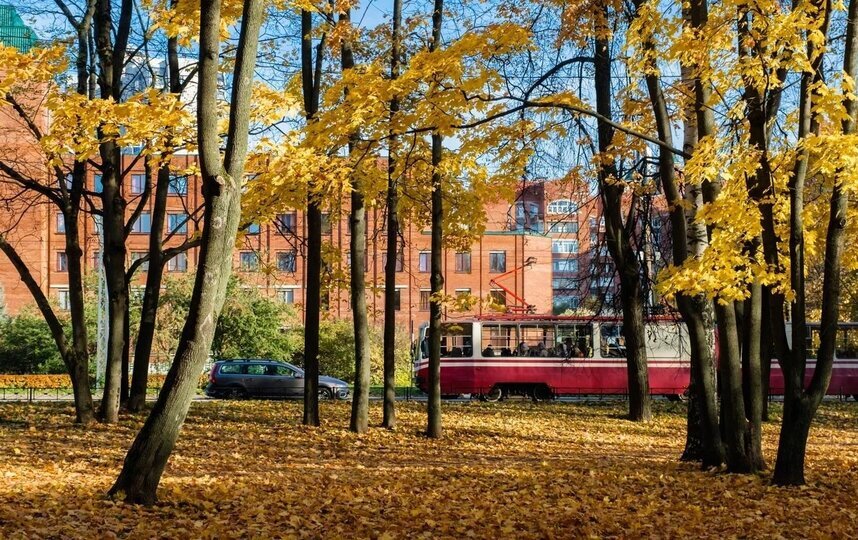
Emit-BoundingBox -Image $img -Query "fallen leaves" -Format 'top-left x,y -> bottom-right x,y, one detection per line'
0,400 -> 856,538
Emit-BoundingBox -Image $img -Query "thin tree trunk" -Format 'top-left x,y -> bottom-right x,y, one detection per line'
340,9 -> 371,434
426,0 -> 444,439
593,5 -> 650,421
381,0 -> 403,431
128,30 -> 181,413
300,8 -> 324,427
109,0 -> 264,503
94,0 -> 133,424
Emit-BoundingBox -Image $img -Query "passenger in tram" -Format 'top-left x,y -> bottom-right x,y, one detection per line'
501,347 -> 512,356
577,338 -> 589,357
536,342 -> 549,357
516,342 -> 530,356
482,344 -> 495,357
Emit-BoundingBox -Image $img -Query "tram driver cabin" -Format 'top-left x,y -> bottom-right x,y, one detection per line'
413,317 -> 858,401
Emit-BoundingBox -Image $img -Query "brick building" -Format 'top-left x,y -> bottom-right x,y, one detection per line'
0,8 -> 667,333
1,150 -> 665,335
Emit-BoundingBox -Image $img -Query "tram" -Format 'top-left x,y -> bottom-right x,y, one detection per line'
412,317 -> 858,401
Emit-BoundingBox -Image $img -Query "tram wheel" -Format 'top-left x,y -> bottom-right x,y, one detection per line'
483,386 -> 503,403
531,385 -> 553,402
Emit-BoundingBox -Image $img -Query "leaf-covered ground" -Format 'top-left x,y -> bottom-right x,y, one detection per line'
1,400 -> 856,538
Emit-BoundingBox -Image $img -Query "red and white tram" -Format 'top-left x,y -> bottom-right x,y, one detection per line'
412,317 -> 858,401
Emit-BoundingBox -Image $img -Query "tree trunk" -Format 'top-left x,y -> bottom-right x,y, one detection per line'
714,303 -> 753,472
128,164 -> 171,412
772,0 -> 847,485
381,0 -> 403,431
593,7 -> 650,421
426,0 -> 444,439
300,8 -> 323,427
94,0 -> 132,424
109,0 -> 264,504
772,396 -> 813,485
128,32 -> 181,413
341,9 -> 371,434
743,284 -> 765,470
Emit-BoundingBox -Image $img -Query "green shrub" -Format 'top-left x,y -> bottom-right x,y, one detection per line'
0,310 -> 64,374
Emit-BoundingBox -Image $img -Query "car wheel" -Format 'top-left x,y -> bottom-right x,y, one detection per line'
225,386 -> 247,399
483,386 -> 503,403
319,387 -> 334,400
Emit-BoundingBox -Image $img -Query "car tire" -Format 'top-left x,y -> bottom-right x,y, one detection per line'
319,387 -> 334,400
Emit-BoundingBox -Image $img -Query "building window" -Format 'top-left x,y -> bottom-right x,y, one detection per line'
553,294 -> 580,312
552,278 -> 575,289
590,233 -> 599,246
56,252 -> 68,272
277,289 -> 294,304
168,213 -> 188,235
321,213 -> 332,235
393,289 -> 401,311
512,201 -> 543,232
382,249 -> 404,272
56,214 -> 65,233
130,252 -> 149,272
62,173 -> 73,190
276,213 -> 296,233
455,288 -> 471,299
246,223 -> 261,235
489,289 -> 506,307
418,252 -> 430,273
547,199 -> 574,215
455,252 -> 471,273
93,250 -> 101,267
168,174 -> 188,195
131,174 -> 146,195
93,174 -> 103,193
240,251 -> 259,271
167,252 -> 188,272
57,289 -> 71,311
489,251 -> 506,273
552,240 -> 578,254
131,212 -> 152,234
549,221 -> 578,233
277,250 -> 297,272
553,258 -> 579,273
419,290 -> 431,311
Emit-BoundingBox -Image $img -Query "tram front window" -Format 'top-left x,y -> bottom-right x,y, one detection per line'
438,323 -> 473,357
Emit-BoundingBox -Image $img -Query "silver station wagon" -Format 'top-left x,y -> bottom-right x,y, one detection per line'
205,359 -> 350,400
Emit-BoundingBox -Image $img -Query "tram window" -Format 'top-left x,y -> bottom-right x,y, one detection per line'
481,324 -> 517,356
439,323 -> 473,358
838,327 -> 858,358
557,324 -> 593,358
600,324 -> 626,358
517,324 -> 557,356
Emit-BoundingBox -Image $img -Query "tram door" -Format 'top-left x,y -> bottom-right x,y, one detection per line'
556,323 -> 594,393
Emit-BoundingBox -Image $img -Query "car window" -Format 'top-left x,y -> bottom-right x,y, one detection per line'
274,365 -> 295,376
246,364 -> 266,375
218,364 -> 242,374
